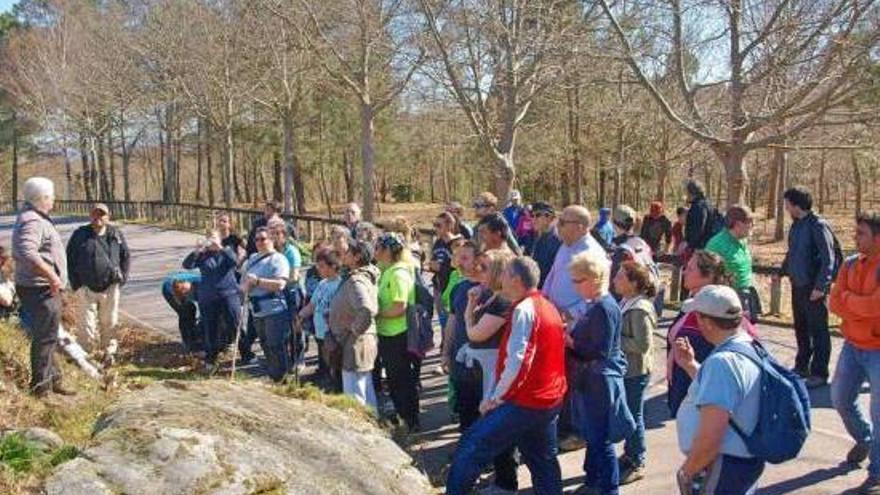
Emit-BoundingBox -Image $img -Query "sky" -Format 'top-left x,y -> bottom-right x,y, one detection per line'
0,0 -> 14,14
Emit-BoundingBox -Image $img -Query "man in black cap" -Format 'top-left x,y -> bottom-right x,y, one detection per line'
529,202 -> 562,289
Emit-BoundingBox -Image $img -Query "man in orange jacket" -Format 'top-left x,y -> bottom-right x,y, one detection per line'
830,212 -> 880,495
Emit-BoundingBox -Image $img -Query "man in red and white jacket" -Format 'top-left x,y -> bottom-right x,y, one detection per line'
446,256 -> 567,495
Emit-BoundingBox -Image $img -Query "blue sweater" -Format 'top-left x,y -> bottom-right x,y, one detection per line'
570,293 -> 626,376
182,248 -> 239,303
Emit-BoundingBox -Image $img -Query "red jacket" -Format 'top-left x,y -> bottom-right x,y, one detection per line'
493,290 -> 567,409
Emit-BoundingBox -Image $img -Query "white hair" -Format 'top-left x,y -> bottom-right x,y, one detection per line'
23,177 -> 55,207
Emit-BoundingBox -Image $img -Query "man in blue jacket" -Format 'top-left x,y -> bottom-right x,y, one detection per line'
779,186 -> 838,388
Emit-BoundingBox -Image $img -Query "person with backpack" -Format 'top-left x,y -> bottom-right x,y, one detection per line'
830,212 -> 880,495
375,233 -> 421,432
705,205 -> 760,322
672,285 -> 767,493
778,186 -> 839,388
682,180 -> 720,253
641,201 -> 673,258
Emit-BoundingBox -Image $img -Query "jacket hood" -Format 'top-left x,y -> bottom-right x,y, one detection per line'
350,264 -> 381,285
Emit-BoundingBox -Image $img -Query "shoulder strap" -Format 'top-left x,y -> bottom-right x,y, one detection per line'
715,339 -> 768,441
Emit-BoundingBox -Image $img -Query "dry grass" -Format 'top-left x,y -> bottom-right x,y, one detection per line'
0,320 -> 202,494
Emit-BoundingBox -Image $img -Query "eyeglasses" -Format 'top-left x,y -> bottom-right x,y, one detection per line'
473,203 -> 489,209
558,219 -> 579,226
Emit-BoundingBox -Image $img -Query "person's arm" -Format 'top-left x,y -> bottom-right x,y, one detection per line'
835,264 -> 880,319
18,217 -> 62,293
299,300 -> 316,319
572,305 -> 614,361
829,261 -> 853,318
162,280 -> 183,312
680,405 -> 730,477
621,309 -> 653,356
182,250 -> 201,270
350,279 -> 378,336
811,221 -> 836,295
441,313 -> 457,369
117,228 -> 131,284
379,269 -> 411,319
467,313 -> 507,343
490,302 -> 536,403
663,217 -> 673,246
65,228 -> 82,290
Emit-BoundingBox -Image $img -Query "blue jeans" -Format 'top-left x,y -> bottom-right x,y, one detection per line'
624,374 -> 650,466
254,312 -> 291,382
446,403 -> 562,495
702,454 -> 764,494
579,374 -> 621,495
201,295 -> 241,363
831,341 -> 880,477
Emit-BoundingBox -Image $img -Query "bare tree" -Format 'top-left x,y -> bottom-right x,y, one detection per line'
599,0 -> 880,206
418,0 -> 582,200
290,0 -> 424,220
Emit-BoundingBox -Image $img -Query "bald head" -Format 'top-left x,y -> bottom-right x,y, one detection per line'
558,205 -> 592,245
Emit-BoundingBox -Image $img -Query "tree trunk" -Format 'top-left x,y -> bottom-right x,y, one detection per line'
61,138 -> 73,200
773,146 -> 787,241
282,111 -> 305,214
598,161 -> 607,208
11,112 -> 18,210
817,149 -> 827,214
343,150 -> 355,202
714,144 -> 747,208
119,114 -> 132,202
80,136 -> 93,201
206,122 -> 215,206
766,149 -> 778,220
272,150 -> 283,202
107,130 -> 116,200
95,134 -> 110,201
567,86 -> 584,205
223,123 -> 235,207
195,118 -> 203,202
360,102 -> 377,221
613,126 -> 624,207
852,151 -> 863,217
162,107 -> 177,203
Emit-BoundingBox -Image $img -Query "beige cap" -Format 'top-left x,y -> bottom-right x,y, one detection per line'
92,202 -> 110,215
682,285 -> 743,320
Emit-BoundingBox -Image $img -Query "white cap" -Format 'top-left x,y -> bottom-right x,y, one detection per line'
509,189 -> 522,201
681,285 -> 743,320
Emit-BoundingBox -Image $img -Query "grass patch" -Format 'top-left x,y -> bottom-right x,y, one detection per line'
273,382 -> 377,425
0,319 -> 200,494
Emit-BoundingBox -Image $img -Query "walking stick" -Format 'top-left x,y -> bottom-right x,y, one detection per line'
292,315 -> 301,388
230,288 -> 248,382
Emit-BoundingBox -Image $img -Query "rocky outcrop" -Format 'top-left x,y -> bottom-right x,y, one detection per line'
45,380 -> 434,495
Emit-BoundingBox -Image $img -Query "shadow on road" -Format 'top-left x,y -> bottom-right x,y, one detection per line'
758,462 -> 859,494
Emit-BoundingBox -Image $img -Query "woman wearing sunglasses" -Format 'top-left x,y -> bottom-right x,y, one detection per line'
241,226 -> 291,382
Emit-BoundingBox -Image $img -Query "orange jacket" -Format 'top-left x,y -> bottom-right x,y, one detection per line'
830,249 -> 880,350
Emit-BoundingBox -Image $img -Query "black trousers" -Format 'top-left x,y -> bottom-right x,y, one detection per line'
17,286 -> 62,393
378,333 -> 420,428
792,285 -> 831,379
454,364 -> 519,491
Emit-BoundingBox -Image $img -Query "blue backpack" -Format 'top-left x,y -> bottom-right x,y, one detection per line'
725,340 -> 811,464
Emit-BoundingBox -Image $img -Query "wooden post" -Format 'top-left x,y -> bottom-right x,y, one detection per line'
770,276 -> 782,316
670,263 -> 683,303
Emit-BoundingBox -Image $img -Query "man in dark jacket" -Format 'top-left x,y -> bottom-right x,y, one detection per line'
779,187 -> 838,388
683,180 -> 711,252
66,203 -> 130,354
529,201 -> 562,288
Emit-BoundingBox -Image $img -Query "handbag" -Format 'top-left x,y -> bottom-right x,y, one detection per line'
322,332 -> 343,370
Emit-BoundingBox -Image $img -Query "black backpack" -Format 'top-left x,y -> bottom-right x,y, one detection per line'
703,207 -> 726,245
828,227 -> 845,280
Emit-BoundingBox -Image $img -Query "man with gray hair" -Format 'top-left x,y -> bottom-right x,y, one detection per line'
446,256 -> 567,495
12,177 -> 73,397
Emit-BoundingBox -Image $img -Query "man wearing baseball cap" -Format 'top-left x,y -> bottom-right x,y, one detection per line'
529,201 -> 561,288
672,285 -> 765,493
66,202 -> 130,354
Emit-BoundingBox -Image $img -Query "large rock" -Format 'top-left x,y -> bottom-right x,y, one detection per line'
45,380 -> 434,495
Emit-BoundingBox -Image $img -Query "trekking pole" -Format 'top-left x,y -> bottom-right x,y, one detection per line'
230,288 -> 248,382
292,315 -> 302,388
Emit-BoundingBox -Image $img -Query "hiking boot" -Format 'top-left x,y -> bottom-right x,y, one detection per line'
52,380 -> 77,396
848,442 -> 872,464
619,463 -> 645,485
806,376 -> 828,389
572,485 -> 602,495
558,434 -> 586,452
858,476 -> 880,495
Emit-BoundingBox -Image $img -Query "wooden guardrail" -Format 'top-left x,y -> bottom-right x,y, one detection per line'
48,199 -> 787,317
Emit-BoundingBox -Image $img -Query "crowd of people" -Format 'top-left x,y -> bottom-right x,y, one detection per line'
5,175 -> 880,495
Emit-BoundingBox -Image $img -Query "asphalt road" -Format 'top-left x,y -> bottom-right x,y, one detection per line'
0,214 -> 873,494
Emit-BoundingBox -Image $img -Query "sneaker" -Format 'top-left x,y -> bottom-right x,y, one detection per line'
848,442 -> 872,464
477,485 -> 517,495
619,463 -> 645,485
858,476 -> 880,495
805,376 -> 828,389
